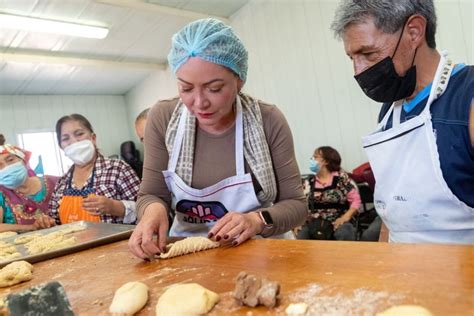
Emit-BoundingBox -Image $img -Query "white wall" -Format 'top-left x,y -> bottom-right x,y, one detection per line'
123,0 -> 472,172
0,95 -> 132,157
125,68 -> 177,145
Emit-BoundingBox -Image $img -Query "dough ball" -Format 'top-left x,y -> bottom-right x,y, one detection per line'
0,261 -> 34,288
155,283 -> 219,316
377,305 -> 434,316
109,281 -> 149,315
285,302 -> 308,315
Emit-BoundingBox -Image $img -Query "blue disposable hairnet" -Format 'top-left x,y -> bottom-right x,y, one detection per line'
168,18 -> 248,82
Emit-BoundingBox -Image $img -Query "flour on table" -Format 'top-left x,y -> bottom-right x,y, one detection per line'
0,261 -> 33,287
159,237 -> 219,259
156,283 -> 219,316
109,281 -> 148,315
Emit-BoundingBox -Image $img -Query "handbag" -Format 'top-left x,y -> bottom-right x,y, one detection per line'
307,217 -> 334,240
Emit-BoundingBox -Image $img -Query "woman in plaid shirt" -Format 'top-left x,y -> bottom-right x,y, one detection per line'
49,114 -> 140,224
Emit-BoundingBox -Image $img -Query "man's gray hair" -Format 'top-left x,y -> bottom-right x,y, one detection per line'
135,108 -> 150,124
331,0 -> 437,48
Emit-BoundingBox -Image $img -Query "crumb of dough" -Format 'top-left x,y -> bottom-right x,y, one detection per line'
286,303 -> 309,315
0,232 -> 17,239
0,261 -> 33,288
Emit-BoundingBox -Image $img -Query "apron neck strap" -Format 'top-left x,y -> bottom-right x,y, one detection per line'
235,95 -> 245,175
68,164 -> 96,190
381,51 -> 455,128
168,96 -> 245,175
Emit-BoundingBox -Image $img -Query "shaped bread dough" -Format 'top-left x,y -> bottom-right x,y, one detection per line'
377,305 -> 433,316
24,231 -> 77,255
155,283 -> 219,316
109,281 -> 148,315
14,233 -> 42,245
0,245 -> 21,262
0,232 -> 17,239
159,237 -> 219,259
0,261 -> 33,287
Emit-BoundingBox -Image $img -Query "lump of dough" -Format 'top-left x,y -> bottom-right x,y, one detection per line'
159,237 -> 219,259
109,281 -> 148,315
233,271 -> 280,308
285,303 -> 309,315
377,305 -> 434,316
0,261 -> 33,288
155,283 -> 219,316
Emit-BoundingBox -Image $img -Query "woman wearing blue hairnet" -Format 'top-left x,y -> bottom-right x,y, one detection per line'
128,18 -> 306,259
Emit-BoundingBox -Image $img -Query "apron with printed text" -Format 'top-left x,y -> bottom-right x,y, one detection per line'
362,52 -> 474,243
59,167 -> 101,224
164,96 -> 294,239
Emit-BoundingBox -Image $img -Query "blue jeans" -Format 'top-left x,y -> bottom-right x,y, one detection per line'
361,216 -> 382,241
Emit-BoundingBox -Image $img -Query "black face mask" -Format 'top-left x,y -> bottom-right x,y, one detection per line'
354,21 -> 417,103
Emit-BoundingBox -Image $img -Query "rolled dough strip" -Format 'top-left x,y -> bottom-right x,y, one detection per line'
159,237 -> 219,259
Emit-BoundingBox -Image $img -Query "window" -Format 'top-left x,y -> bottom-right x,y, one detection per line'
17,131 -> 72,176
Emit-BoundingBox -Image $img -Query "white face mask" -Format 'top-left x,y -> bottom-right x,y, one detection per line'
64,139 -> 96,166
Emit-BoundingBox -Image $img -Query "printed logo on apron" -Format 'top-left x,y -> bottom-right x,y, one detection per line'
176,200 -> 228,224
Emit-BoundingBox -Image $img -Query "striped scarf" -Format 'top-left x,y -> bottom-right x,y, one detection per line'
165,93 -> 277,205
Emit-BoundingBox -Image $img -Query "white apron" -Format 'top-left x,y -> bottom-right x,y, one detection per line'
164,97 -> 294,239
362,52 -> 474,244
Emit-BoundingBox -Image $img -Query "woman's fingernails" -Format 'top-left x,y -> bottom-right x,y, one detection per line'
232,241 -> 238,246
216,235 -> 221,242
224,234 -> 229,240
208,233 -> 214,238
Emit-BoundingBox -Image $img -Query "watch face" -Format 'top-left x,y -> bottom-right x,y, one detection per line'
261,210 -> 273,226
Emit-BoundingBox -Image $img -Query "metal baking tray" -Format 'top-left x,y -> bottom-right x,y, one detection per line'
0,221 -> 134,268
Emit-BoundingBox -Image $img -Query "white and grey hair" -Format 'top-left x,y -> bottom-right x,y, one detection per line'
331,0 -> 437,48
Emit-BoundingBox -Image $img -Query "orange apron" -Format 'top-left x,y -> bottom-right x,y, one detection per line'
58,167 -> 101,224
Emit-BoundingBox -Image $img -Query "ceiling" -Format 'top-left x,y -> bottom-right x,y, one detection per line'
0,0 -> 249,95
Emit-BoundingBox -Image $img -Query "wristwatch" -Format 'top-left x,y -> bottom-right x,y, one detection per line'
258,210 -> 274,230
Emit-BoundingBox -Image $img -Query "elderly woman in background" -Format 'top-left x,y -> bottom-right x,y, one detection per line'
298,146 -> 361,241
0,145 -> 57,232
129,18 -> 306,259
49,114 -> 140,225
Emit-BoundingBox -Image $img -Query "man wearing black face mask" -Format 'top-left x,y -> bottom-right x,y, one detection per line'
331,0 -> 474,244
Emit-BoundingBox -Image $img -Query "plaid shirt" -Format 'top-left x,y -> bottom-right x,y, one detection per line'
49,153 -> 140,224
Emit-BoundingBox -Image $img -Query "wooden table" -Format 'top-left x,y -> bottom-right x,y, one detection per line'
3,239 -> 473,315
